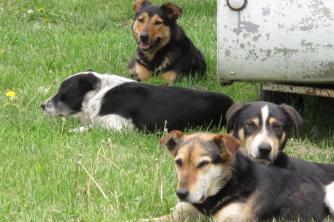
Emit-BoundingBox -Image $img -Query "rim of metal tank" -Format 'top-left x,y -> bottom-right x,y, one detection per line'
226,0 -> 248,11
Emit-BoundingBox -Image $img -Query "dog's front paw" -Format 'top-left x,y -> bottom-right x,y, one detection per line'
130,73 -> 141,82
69,126 -> 90,133
137,218 -> 166,222
137,219 -> 157,222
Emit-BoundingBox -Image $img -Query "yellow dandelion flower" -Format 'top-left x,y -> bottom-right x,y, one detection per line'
5,90 -> 16,97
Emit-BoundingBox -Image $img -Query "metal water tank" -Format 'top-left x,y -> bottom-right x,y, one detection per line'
218,0 -> 334,86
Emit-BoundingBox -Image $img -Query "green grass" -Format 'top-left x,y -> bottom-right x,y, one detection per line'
0,0 -> 333,221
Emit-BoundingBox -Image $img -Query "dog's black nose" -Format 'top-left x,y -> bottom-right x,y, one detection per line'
140,33 -> 149,43
176,188 -> 189,200
41,103 -> 46,110
259,144 -> 272,156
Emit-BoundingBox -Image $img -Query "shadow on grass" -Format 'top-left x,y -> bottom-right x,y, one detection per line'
301,96 -> 334,144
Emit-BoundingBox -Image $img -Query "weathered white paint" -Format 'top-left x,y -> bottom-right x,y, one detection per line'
218,0 -> 334,83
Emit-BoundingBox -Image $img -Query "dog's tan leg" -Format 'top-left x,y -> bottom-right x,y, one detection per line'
213,202 -> 254,222
161,71 -> 177,84
138,202 -> 203,222
134,62 -> 153,81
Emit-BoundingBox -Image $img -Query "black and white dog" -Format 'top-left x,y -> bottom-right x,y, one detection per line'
225,101 -> 334,211
41,72 -> 233,132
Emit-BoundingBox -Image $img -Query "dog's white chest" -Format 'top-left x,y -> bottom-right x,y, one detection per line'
81,76 -> 135,131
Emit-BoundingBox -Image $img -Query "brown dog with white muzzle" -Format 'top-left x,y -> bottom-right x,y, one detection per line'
139,131 -> 332,222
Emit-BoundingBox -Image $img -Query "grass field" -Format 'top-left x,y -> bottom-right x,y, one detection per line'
1,0 -> 334,221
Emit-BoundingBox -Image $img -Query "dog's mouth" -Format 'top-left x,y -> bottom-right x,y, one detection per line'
44,112 -> 66,117
139,42 -> 152,50
199,195 -> 206,203
250,155 -> 272,165
139,38 -> 160,51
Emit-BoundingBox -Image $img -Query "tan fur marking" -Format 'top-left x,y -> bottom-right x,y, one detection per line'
175,147 -> 197,191
133,0 -> 150,12
156,55 -> 171,71
139,202 -> 202,222
252,117 -> 260,127
244,133 -> 256,157
214,202 -> 254,222
161,71 -> 177,84
238,128 -> 245,145
149,15 -> 171,48
279,132 -> 287,148
214,190 -> 260,222
239,118 -> 259,156
271,137 -> 280,159
237,128 -> 249,157
133,12 -> 149,43
269,117 -> 278,126
135,62 -> 152,81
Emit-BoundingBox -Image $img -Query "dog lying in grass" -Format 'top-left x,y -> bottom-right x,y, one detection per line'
140,131 -> 334,221
41,72 -> 233,132
128,0 -> 206,83
225,102 -> 334,184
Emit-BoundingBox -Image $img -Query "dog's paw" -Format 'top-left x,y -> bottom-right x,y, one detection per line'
69,126 -> 90,133
130,73 -> 141,82
137,218 -> 165,222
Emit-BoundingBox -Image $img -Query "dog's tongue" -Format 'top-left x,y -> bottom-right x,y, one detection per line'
140,42 -> 150,49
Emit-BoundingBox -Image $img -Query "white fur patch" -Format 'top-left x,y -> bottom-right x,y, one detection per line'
325,182 -> 334,214
261,105 -> 269,131
69,126 -> 91,133
187,165 -> 225,204
79,73 -> 135,131
250,105 -> 273,158
94,114 -> 134,131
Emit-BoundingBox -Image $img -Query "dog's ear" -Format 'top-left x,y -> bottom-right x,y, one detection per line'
83,73 -> 100,90
213,134 -> 240,155
280,103 -> 303,134
160,130 -> 184,156
161,2 -> 182,20
225,103 -> 247,133
133,0 -> 151,12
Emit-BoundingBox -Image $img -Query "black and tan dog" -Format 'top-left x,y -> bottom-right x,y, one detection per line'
225,102 -> 334,184
140,131 -> 333,221
129,0 -> 206,83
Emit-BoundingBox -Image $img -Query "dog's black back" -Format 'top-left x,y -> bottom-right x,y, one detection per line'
99,82 -> 233,131
273,151 -> 333,184
194,152 -> 327,221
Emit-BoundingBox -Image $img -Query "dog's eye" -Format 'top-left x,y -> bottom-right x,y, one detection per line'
138,18 -> 144,23
175,159 -> 183,167
154,20 -> 163,25
245,122 -> 257,130
272,123 -> 283,130
197,160 -> 210,168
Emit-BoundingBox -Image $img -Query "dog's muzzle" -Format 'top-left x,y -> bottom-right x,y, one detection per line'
41,99 -> 60,116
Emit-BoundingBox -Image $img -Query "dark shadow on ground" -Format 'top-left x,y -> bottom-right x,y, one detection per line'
301,96 -> 334,144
